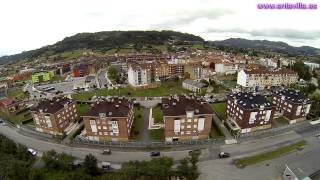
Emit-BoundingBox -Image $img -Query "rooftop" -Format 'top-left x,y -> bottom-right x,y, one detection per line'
32,97 -> 74,114
276,89 -> 312,104
228,92 -> 275,109
83,97 -> 132,118
244,67 -> 297,75
162,96 -> 213,116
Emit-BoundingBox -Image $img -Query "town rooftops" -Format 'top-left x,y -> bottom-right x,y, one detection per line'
129,62 -> 156,70
276,89 -> 312,104
183,79 -> 206,88
162,96 -> 213,116
83,97 -> 132,117
31,97 -> 74,114
228,92 -> 275,109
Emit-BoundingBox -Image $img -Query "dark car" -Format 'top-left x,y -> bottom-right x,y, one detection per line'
102,149 -> 111,155
188,149 -> 201,156
150,152 -> 160,157
219,152 -> 230,158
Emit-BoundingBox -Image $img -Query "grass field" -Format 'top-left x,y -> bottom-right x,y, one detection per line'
76,103 -> 90,116
149,129 -> 165,141
152,104 -> 163,123
234,140 -> 307,168
0,111 -> 32,124
72,79 -> 188,101
273,116 -> 288,125
130,105 -> 144,140
210,102 -> 227,119
7,88 -> 27,100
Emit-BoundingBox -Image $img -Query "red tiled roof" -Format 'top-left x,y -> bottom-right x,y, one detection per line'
0,97 -> 14,106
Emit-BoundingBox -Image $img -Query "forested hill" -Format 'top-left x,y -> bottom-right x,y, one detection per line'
0,30 -> 204,64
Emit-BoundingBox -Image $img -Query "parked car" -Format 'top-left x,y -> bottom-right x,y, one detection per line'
27,148 -> 37,156
188,149 -> 201,156
150,151 -> 160,157
102,149 -> 111,155
0,119 -> 4,125
219,152 -> 230,158
101,161 -> 111,170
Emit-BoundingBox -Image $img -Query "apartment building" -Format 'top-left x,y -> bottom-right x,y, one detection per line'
162,96 -> 213,142
168,64 -> 184,77
127,63 -> 156,88
273,89 -> 312,124
154,61 -> 170,80
226,92 -> 276,133
237,67 -> 298,90
32,71 -> 55,83
31,97 -> 78,135
72,63 -> 97,77
82,97 -> 134,141
184,64 -> 203,79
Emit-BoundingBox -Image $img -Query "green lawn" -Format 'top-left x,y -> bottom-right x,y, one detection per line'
210,102 -> 227,119
7,88 -> 27,100
209,120 -> 225,138
130,105 -> 144,140
273,116 -> 288,125
152,105 -> 163,123
76,103 -> 90,117
234,140 -> 307,168
50,75 -> 66,83
149,129 -> 165,141
0,111 -> 32,124
72,79 -> 189,101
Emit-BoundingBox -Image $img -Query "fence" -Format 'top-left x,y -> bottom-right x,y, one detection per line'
72,137 -> 225,148
239,119 -> 319,138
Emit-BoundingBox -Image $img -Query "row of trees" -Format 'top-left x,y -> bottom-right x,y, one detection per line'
0,134 -> 201,180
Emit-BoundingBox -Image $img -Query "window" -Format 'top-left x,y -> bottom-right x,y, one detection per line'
186,111 -> 194,118
193,125 -> 197,128
198,118 -> 205,131
174,120 -> 181,132
45,115 -> 52,128
305,104 -> 311,114
194,119 -> 198,122
265,110 -> 271,121
104,132 -> 108,135
181,119 -> 185,123
181,125 -> 184,129
98,126 -> 101,130
103,126 -> 107,130
90,119 -> 97,132
187,125 -> 191,129
111,120 -> 119,133
296,106 -> 302,116
187,119 -> 192,123
181,131 -> 184,135
186,131 -> 191,135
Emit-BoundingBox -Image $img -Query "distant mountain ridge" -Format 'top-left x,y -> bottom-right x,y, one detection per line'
0,30 -> 204,64
210,38 -> 320,56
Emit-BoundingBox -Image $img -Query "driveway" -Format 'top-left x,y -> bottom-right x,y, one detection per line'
141,108 -> 151,142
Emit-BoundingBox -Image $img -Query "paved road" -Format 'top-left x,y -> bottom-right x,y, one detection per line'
141,108 -> 151,142
1,122 -> 320,179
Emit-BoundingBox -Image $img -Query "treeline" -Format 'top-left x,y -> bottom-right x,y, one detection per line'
0,30 -> 204,64
0,134 -> 201,180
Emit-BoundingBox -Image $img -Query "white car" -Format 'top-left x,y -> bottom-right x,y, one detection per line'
27,148 -> 37,156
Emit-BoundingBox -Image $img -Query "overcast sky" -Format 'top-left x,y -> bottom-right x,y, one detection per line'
0,0 -> 319,56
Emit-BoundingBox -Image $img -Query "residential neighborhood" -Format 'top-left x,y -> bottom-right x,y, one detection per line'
0,1 -> 320,179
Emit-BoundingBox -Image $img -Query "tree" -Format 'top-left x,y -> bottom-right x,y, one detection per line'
293,61 -> 312,81
42,150 -> 74,171
83,154 -> 98,176
176,151 -> 200,180
28,168 -> 44,180
108,66 -> 120,84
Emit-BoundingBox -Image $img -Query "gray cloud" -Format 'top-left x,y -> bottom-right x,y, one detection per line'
206,28 -> 320,40
153,9 -> 233,29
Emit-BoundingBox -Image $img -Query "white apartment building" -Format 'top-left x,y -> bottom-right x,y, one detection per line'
128,63 -> 155,87
237,68 -> 298,90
